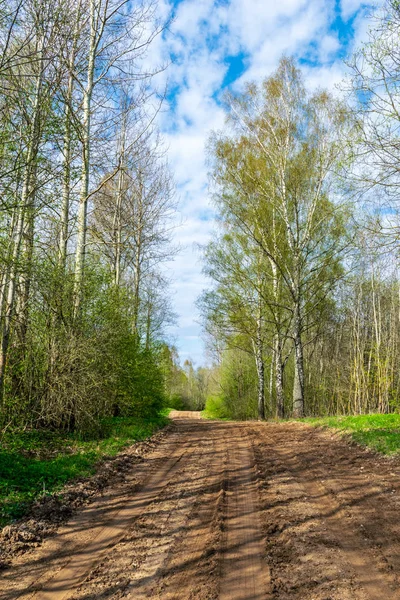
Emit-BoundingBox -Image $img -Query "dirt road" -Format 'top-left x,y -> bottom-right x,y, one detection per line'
2,413 -> 400,599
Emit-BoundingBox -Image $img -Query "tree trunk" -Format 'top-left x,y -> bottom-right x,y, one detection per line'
256,350 -> 265,420
255,306 -> 265,420
114,178 -> 122,287
0,56 -> 43,402
292,300 -> 304,418
59,74 -> 74,271
17,205 -> 35,348
59,0 -> 82,273
132,175 -> 144,336
132,251 -> 141,336
145,300 -> 151,350
73,0 -> 95,318
275,335 -> 285,419
113,116 -> 126,287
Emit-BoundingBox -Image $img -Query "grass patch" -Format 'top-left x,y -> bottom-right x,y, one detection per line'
302,413 -> 400,455
0,414 -> 169,526
160,407 -> 174,416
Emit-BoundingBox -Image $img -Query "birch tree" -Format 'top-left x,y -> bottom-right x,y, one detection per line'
72,0 -> 166,317
207,57 -> 350,417
91,132 -> 176,337
0,0 -> 68,401
0,0 -> 177,433
200,229 -> 273,419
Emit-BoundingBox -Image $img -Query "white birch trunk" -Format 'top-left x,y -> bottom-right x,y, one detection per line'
59,13 -> 81,271
73,0 -> 96,317
113,116 -> 126,287
254,291 -> 265,420
292,298 -> 305,418
275,334 -> 285,419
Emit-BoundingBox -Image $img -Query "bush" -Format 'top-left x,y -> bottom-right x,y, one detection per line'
1,259 -> 169,436
204,395 -> 230,419
167,394 -> 187,410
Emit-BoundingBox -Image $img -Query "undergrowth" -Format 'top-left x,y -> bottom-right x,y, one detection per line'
202,395 -> 231,420
0,414 -> 169,526
303,413 -> 400,455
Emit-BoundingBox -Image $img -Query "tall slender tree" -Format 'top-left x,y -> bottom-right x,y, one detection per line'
205,57 -> 350,417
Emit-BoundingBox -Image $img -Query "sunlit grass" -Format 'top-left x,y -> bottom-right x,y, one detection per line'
302,413 -> 400,455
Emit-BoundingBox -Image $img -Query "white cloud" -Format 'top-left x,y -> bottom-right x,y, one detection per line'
301,61 -> 347,92
340,0 -> 380,20
228,0 -> 309,52
319,34 -> 341,62
341,0 -> 364,20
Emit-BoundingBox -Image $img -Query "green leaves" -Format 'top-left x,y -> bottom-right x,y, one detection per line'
203,57 -> 351,418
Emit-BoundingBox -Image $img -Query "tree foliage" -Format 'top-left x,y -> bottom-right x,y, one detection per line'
0,0 -> 177,435
201,58 -> 351,419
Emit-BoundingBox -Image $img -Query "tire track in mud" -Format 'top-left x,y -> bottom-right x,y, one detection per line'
70,432 -> 204,600
144,421 -> 228,600
136,420 -> 271,600
307,428 -> 400,590
249,423 -> 400,600
121,420 -> 219,600
4,415 -> 400,600
71,415 -> 230,600
0,416 -> 272,600
219,424 -> 271,600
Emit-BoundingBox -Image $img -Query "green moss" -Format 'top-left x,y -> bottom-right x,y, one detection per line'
0,414 -> 168,526
302,413 -> 400,455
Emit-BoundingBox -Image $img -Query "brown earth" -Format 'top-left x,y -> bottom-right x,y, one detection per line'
2,412 -> 400,599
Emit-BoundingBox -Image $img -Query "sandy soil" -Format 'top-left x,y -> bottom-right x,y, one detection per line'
2,412 -> 400,599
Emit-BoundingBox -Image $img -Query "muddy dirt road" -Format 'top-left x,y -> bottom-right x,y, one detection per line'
2,412 -> 400,599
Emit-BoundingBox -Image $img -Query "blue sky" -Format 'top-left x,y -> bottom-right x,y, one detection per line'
149,0 -> 381,366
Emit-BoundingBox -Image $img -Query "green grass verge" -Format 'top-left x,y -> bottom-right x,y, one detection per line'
0,414 -> 169,526
302,413 -> 400,455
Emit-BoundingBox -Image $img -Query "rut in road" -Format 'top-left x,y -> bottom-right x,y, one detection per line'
2,414 -> 400,599
1,421 -> 197,600
220,426 -> 270,600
